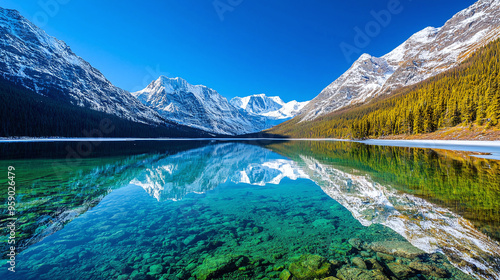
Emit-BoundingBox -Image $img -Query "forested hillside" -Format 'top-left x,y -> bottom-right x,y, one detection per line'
269,39 -> 500,139
0,77 -> 213,138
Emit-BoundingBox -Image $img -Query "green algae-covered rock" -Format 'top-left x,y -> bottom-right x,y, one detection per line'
194,255 -> 248,280
279,269 -> 292,280
288,254 -> 332,279
148,264 -> 163,275
350,257 -> 367,269
365,258 -> 384,272
336,266 -> 389,280
347,238 -> 363,250
376,252 -> 395,262
330,242 -> 354,256
312,219 -> 335,229
369,241 -> 425,259
386,262 -> 414,279
409,260 -> 448,278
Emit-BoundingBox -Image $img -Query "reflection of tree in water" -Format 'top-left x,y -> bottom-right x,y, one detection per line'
265,141 -> 500,280
266,141 -> 500,241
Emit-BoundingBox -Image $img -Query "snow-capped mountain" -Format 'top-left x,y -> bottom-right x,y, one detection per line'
231,94 -> 284,115
0,7 -> 164,125
231,94 -> 309,120
130,143 -> 308,201
300,0 -> 500,121
132,76 -> 274,135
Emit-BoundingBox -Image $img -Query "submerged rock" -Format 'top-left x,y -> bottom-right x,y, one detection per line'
193,255 -> 248,280
288,254 -> 332,280
312,219 -> 335,230
148,264 -> 163,275
329,242 -> 354,256
369,241 -> 425,259
365,258 -> 384,272
359,251 -> 371,258
328,259 -> 344,269
350,257 -> 367,269
348,238 -> 363,250
279,269 -> 292,280
409,260 -> 448,278
376,252 -> 395,262
386,262 -> 414,279
336,266 -> 389,280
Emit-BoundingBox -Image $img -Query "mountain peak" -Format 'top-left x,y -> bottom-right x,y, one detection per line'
230,94 -> 308,120
133,76 -> 272,135
0,6 -> 164,125
358,53 -> 373,60
299,0 -> 500,121
0,7 -> 23,21
155,76 -> 189,89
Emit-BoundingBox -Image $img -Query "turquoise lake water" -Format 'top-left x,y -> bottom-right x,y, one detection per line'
0,140 -> 499,280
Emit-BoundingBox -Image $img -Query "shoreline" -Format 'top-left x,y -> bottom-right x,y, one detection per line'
357,139 -> 500,160
1,137 -> 499,160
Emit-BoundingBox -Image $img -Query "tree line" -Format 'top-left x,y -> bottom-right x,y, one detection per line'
0,77 -> 209,138
270,39 -> 500,139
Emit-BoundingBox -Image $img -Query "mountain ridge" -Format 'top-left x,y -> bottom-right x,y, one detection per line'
132,76 -> 267,135
230,94 -> 309,120
0,7 -> 169,126
299,0 -> 500,122
133,76 -> 308,135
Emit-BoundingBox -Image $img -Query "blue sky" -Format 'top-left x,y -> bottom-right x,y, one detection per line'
2,0 -> 476,102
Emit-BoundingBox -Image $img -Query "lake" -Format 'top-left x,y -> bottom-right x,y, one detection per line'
0,140 -> 499,280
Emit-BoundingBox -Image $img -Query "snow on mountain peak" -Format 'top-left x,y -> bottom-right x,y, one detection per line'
299,0 -> 500,121
383,26 -> 440,62
133,76 -> 274,135
0,6 -> 164,124
230,94 -> 308,120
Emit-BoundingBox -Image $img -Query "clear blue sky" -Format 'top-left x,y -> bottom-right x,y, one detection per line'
1,0 -> 476,102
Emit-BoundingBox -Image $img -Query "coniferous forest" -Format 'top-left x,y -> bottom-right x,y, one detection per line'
0,77 -> 211,138
269,39 -> 500,139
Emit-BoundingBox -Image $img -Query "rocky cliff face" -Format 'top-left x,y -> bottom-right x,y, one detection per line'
132,76 -> 272,135
0,7 -> 164,125
300,0 -> 500,121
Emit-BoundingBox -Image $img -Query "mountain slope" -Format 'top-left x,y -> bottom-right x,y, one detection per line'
132,76 -> 272,135
268,38 -> 500,139
0,76 -> 212,138
0,7 -> 163,125
300,0 -> 500,122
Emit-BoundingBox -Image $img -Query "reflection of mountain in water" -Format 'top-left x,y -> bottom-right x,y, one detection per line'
6,141 -> 500,280
129,142 -> 500,279
1,140 -> 208,259
131,143 -> 308,201
298,155 -> 500,280
1,153 -> 163,258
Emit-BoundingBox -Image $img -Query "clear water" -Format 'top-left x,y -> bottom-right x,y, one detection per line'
0,140 -> 499,280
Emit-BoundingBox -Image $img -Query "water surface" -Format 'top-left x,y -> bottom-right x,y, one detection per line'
0,140 -> 499,280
